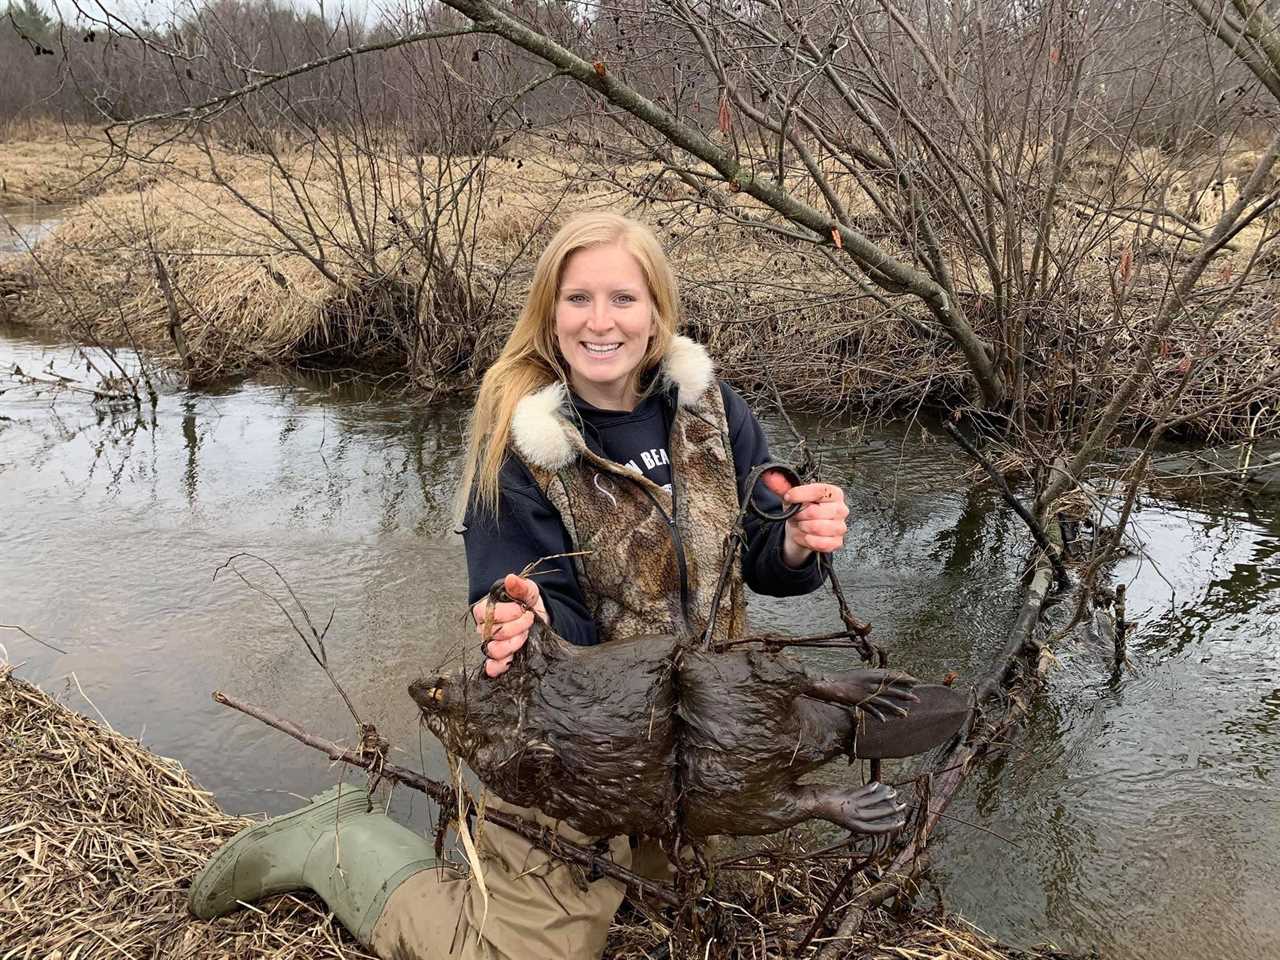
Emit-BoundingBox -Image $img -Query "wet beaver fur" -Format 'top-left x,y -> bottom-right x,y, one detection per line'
410,624 -> 967,840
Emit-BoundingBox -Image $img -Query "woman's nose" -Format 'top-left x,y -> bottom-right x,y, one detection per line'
586,303 -> 613,331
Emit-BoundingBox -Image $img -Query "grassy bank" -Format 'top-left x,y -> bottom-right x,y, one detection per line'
0,122 -> 224,205
0,662 -> 1073,958
2,128 -> 1277,441
0,663 -> 375,958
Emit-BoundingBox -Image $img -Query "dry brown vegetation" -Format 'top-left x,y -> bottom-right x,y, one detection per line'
3,125 -> 1278,442
0,662 -> 376,958
3,0 -> 1280,473
0,122 -> 189,204
0,662 -> 1073,959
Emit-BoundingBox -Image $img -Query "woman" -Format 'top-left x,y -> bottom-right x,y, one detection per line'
461,212 -> 849,673
189,213 -> 852,960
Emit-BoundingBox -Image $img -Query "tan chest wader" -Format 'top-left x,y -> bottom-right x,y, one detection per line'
190,338 -> 747,960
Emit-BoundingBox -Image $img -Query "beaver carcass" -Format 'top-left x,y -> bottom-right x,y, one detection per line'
409,625 -> 968,840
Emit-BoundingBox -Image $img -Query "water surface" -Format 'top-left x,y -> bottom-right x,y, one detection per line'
1,202 -> 68,254
1,322 -> 1275,958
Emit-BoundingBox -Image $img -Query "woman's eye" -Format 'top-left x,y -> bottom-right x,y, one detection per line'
615,294 -> 636,305
567,294 -> 588,304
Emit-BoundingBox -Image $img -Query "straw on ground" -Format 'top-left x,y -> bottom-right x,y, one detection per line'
0,662 -> 1073,958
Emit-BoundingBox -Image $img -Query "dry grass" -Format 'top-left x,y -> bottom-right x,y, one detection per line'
0,125 -> 103,203
25,175 -> 407,371
6,138 -> 502,376
0,123 -> 313,206
0,663 -> 1077,959
0,125 -> 249,204
608,903 -> 1077,960
0,661 -> 374,958
4,132 -> 855,386
2,128 -> 1278,439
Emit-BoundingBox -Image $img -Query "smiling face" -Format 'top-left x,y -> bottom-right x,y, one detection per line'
554,242 -> 656,410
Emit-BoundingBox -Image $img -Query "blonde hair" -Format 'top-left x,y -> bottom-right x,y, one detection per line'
458,212 -> 681,520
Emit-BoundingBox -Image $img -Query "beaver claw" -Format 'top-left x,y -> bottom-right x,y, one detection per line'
807,668 -> 921,721
804,781 -> 908,834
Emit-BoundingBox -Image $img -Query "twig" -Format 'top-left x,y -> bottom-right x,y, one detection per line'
152,252 -> 193,376
517,551 -> 591,579
0,624 -> 68,656
941,420 -> 1070,590
211,689 -> 681,908
814,853 -> 931,956
69,672 -> 111,730
6,366 -> 132,403
711,628 -> 868,652
212,553 -> 362,728
794,852 -> 877,952
112,26 -> 483,130
766,373 -> 817,480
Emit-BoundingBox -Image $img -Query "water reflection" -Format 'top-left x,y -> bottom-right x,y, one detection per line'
0,201 -> 67,254
940,492 -> 1280,959
1,323 -> 473,829
181,398 -> 200,505
1,322 -> 1277,960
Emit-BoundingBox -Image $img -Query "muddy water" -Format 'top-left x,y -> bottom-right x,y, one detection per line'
1,322 -> 1276,959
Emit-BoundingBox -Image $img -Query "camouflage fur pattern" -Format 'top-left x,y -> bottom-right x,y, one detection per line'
510,336 -> 744,645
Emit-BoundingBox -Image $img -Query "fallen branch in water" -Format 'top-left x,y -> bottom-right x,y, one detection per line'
5,364 -> 135,404
816,543 -> 1060,955
942,419 -> 1071,591
211,689 -> 681,908
0,623 -> 68,655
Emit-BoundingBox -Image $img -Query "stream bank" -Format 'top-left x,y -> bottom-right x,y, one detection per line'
4,666 -> 1080,959
3,132 -> 1279,442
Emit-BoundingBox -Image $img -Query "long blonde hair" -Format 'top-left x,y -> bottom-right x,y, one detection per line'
458,212 -> 681,520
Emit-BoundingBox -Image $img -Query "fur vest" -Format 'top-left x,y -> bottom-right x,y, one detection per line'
510,336 -> 745,645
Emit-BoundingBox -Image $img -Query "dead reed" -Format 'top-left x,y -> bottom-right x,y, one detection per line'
0,662 -> 374,959
0,664 -> 1074,959
3,128 -> 1277,440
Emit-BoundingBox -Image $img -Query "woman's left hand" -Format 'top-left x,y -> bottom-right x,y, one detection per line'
761,471 -> 849,568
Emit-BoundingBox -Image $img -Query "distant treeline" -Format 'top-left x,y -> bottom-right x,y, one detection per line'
0,0 -> 1259,151
1,0 -> 584,149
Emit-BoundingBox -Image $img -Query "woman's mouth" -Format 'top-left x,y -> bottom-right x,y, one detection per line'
581,342 -> 622,356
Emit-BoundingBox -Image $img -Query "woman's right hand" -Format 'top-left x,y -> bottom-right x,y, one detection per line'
472,573 -> 548,678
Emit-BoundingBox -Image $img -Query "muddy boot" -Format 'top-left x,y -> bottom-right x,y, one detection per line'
188,784 -> 437,944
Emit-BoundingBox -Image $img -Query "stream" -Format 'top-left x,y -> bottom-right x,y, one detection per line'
1,202 -> 70,253
1,317 -> 1276,957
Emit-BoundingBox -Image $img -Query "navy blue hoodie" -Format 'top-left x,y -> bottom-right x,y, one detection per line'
462,381 -> 825,646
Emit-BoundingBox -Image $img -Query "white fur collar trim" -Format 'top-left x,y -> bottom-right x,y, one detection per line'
510,335 -> 714,471
658,334 -> 715,405
511,380 -> 574,470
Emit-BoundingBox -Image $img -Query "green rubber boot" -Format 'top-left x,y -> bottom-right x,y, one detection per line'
188,784 -> 438,944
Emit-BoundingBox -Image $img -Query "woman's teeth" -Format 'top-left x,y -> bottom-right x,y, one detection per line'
583,343 -> 621,355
